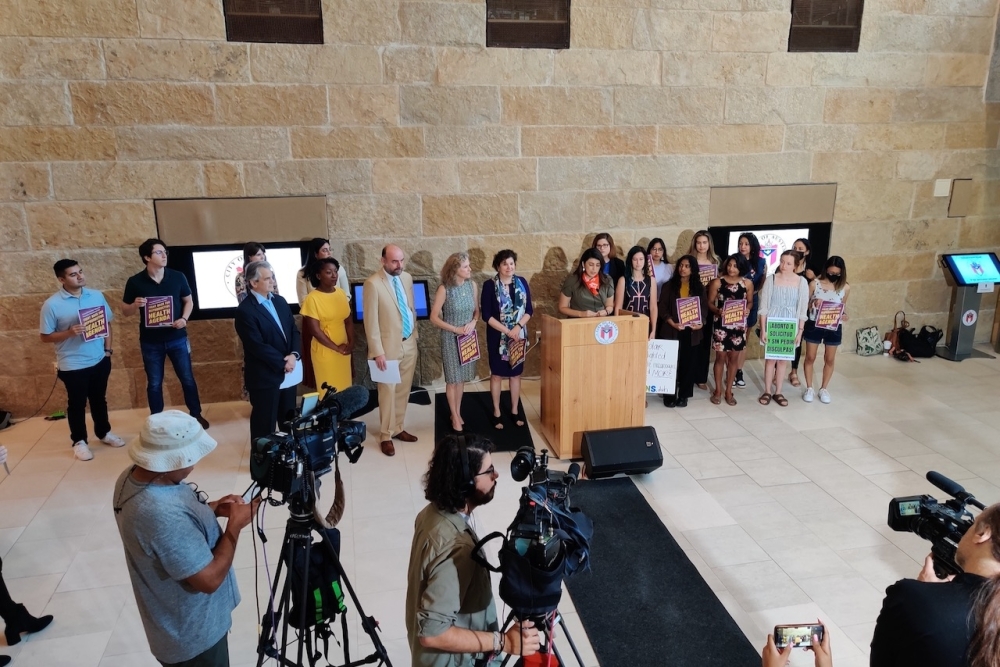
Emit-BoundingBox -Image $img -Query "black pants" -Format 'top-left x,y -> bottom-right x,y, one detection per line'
675,330 -> 697,399
248,385 -> 297,442
0,556 -> 17,621
160,634 -> 229,667
56,356 -> 112,445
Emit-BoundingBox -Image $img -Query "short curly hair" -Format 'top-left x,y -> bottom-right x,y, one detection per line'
423,434 -> 494,514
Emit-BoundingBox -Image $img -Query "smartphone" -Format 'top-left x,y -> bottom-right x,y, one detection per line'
241,483 -> 260,504
774,624 -> 824,649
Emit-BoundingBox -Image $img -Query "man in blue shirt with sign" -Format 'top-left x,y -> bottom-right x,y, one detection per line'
40,259 -> 125,461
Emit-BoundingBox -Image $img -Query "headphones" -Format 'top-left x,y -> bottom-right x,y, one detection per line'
457,435 -> 475,498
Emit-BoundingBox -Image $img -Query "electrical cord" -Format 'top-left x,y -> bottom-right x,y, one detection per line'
6,375 -> 59,427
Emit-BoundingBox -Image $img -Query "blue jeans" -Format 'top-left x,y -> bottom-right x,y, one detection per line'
140,337 -> 203,416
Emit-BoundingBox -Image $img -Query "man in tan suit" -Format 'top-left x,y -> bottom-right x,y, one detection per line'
363,244 -> 419,456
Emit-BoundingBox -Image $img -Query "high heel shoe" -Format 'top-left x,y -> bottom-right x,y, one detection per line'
4,603 -> 53,645
0,654 -> 11,666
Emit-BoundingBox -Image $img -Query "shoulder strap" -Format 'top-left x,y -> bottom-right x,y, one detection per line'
470,532 -> 505,572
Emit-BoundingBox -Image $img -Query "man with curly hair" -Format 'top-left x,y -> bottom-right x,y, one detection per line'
405,434 -> 540,666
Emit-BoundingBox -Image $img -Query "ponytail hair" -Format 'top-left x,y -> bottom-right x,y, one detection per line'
968,504 -> 1000,667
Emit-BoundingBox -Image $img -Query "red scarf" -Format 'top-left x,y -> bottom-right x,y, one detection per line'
583,273 -> 601,296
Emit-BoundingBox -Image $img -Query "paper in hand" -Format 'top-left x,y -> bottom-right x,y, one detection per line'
368,359 -> 402,384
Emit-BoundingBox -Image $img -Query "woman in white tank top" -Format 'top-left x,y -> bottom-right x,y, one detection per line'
801,257 -> 851,404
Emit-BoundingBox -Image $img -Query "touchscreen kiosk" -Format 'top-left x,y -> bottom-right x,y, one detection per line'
937,252 -> 998,361
351,280 -> 430,323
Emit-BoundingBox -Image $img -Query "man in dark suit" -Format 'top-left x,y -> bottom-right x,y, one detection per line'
234,261 -> 301,442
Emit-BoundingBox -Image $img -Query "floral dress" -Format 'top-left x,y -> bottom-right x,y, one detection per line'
712,279 -> 749,352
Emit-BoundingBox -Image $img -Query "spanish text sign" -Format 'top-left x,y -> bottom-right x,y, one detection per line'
646,339 -> 678,395
764,317 -> 798,360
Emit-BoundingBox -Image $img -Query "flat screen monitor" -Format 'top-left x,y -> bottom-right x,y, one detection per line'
191,246 -> 304,309
726,228 -> 810,276
351,280 -> 430,323
941,253 -> 1000,286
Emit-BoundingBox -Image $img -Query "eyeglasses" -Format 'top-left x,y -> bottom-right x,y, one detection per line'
185,482 -> 209,505
474,465 -> 496,478
152,249 -> 168,257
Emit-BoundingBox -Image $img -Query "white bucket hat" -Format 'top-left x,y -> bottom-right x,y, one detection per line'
129,410 -> 217,472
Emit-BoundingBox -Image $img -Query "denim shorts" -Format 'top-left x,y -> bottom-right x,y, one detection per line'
802,319 -> 842,346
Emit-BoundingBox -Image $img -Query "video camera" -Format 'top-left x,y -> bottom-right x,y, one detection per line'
509,447 -> 582,570
888,471 -> 987,577
250,384 -> 366,503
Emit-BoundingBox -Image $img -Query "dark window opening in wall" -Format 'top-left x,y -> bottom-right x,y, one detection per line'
487,0 -> 570,50
789,0 -> 863,52
223,0 -> 323,44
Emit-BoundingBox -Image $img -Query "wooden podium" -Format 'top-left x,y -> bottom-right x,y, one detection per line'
539,314 -> 648,459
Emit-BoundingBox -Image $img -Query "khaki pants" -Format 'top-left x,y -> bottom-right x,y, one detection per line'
377,336 -> 418,442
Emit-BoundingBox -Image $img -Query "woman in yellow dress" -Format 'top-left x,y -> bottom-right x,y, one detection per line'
299,258 -> 354,393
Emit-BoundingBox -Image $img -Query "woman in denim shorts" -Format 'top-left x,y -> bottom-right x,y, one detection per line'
802,257 -> 850,404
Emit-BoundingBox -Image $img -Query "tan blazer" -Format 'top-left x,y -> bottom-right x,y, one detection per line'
363,269 -> 418,360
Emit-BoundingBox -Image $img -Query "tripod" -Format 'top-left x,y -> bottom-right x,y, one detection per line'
256,500 -> 392,667
499,609 -> 586,667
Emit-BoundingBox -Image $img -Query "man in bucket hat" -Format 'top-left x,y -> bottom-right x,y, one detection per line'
113,411 -> 256,667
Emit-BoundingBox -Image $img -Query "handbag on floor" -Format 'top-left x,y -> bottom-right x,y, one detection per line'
899,325 -> 943,358
855,326 -> 882,356
884,311 -> 909,355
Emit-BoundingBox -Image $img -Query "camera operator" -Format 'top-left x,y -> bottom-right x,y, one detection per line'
870,502 -> 1000,667
405,434 -> 541,666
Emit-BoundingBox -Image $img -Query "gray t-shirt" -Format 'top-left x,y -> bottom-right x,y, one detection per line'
113,468 -> 241,664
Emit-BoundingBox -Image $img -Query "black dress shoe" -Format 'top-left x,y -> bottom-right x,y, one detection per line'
663,396 -> 676,408
194,414 -> 210,430
0,654 -> 11,666
676,397 -> 688,408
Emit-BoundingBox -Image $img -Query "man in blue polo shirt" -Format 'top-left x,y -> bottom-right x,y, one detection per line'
122,238 -> 209,430
40,259 -> 125,461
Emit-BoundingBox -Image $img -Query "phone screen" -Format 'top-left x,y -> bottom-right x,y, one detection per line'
241,483 -> 260,504
774,624 -> 824,648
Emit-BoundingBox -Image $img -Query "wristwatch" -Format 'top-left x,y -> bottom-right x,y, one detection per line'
105,349 -> 113,356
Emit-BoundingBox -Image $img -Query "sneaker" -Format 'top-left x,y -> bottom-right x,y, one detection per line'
803,388 -> 815,403
819,388 -> 832,404
100,432 -> 125,448
72,441 -> 94,461
734,370 -> 746,388
194,414 -> 210,430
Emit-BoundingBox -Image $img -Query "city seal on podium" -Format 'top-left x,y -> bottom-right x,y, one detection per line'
595,320 -> 619,345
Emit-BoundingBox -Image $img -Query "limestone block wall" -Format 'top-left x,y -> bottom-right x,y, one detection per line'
1,0 -> 998,416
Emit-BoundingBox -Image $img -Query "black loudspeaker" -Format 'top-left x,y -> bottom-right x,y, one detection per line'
581,426 -> 662,480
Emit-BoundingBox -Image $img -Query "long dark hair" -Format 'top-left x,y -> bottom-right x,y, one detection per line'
423,434 -> 493,514
721,253 -> 750,279
821,256 -> 847,291
646,237 -> 668,265
968,505 -> 1000,667
738,232 -> 761,262
576,248 -> 611,287
303,237 -> 330,268
242,242 -> 266,266
666,254 -> 705,298
625,246 -> 651,279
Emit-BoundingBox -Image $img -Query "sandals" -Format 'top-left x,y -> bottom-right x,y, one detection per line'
710,393 -> 722,405
696,383 -> 708,390
788,372 -> 801,388
772,393 -> 789,407
510,410 -> 525,428
758,393 -> 772,406
725,393 -> 737,406
491,413 -> 504,430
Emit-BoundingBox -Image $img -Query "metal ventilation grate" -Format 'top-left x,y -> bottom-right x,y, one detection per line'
487,0 -> 571,50
789,0 -> 863,52
224,0 -> 324,44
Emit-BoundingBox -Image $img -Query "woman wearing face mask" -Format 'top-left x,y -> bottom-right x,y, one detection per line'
688,231 -> 722,391
707,254 -> 753,406
481,250 -> 534,430
657,255 -> 706,408
788,237 -> 817,389
757,250 -> 809,407
615,246 -> 658,340
801,257 -> 850,404
559,248 -> 615,319
235,242 -> 277,303
646,237 -> 673,294
592,232 -> 627,288
735,232 -> 767,390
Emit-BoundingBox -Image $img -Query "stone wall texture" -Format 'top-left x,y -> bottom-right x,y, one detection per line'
1,0 -> 999,416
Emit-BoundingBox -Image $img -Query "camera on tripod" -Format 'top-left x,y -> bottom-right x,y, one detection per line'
250,385 -> 366,502
888,471 -> 987,577
508,446 -> 581,570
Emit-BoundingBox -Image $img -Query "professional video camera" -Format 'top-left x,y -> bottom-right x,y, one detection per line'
888,471 -> 987,577
250,383 -> 367,503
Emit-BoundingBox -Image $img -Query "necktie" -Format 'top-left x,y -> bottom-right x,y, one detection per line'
393,276 -> 413,339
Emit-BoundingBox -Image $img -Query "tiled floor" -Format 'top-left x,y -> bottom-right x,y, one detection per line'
2,345 -> 1000,667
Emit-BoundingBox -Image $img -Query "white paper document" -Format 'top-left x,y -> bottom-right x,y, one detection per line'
368,360 -> 402,384
280,359 -> 303,389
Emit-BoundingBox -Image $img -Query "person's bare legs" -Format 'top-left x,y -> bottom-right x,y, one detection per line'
509,375 -> 524,426
490,375 -> 504,429
445,382 -> 463,431
821,345 -> 838,389
803,342 -> 819,389
712,351 -> 726,401
773,360 -> 787,396
724,352 -> 739,403
763,359 -> 776,398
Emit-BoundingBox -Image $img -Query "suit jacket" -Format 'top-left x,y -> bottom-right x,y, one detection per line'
363,269 -> 417,361
234,292 -> 301,390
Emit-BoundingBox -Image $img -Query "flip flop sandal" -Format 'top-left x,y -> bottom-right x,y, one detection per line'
758,393 -> 772,406
710,394 -> 722,405
772,394 -> 789,407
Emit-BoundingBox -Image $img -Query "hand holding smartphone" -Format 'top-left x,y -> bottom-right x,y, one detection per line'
242,483 -> 260,504
774,623 -> 824,649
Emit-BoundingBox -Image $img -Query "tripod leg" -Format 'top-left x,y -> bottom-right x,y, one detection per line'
555,613 -> 586,667
258,537 -> 292,667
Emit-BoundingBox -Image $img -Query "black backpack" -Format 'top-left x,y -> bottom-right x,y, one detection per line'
288,527 -> 347,628
899,325 -> 943,358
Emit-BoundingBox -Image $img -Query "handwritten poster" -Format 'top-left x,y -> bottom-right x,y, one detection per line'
457,331 -> 481,365
815,302 -> 845,331
721,299 -> 747,328
144,296 -> 174,328
764,317 -> 798,360
78,306 -> 109,342
676,297 -> 702,328
507,338 -> 526,369
698,264 -> 718,286
646,339 -> 678,394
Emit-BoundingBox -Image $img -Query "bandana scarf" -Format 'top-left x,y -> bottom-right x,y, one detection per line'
494,274 -> 527,361
582,273 -> 601,296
